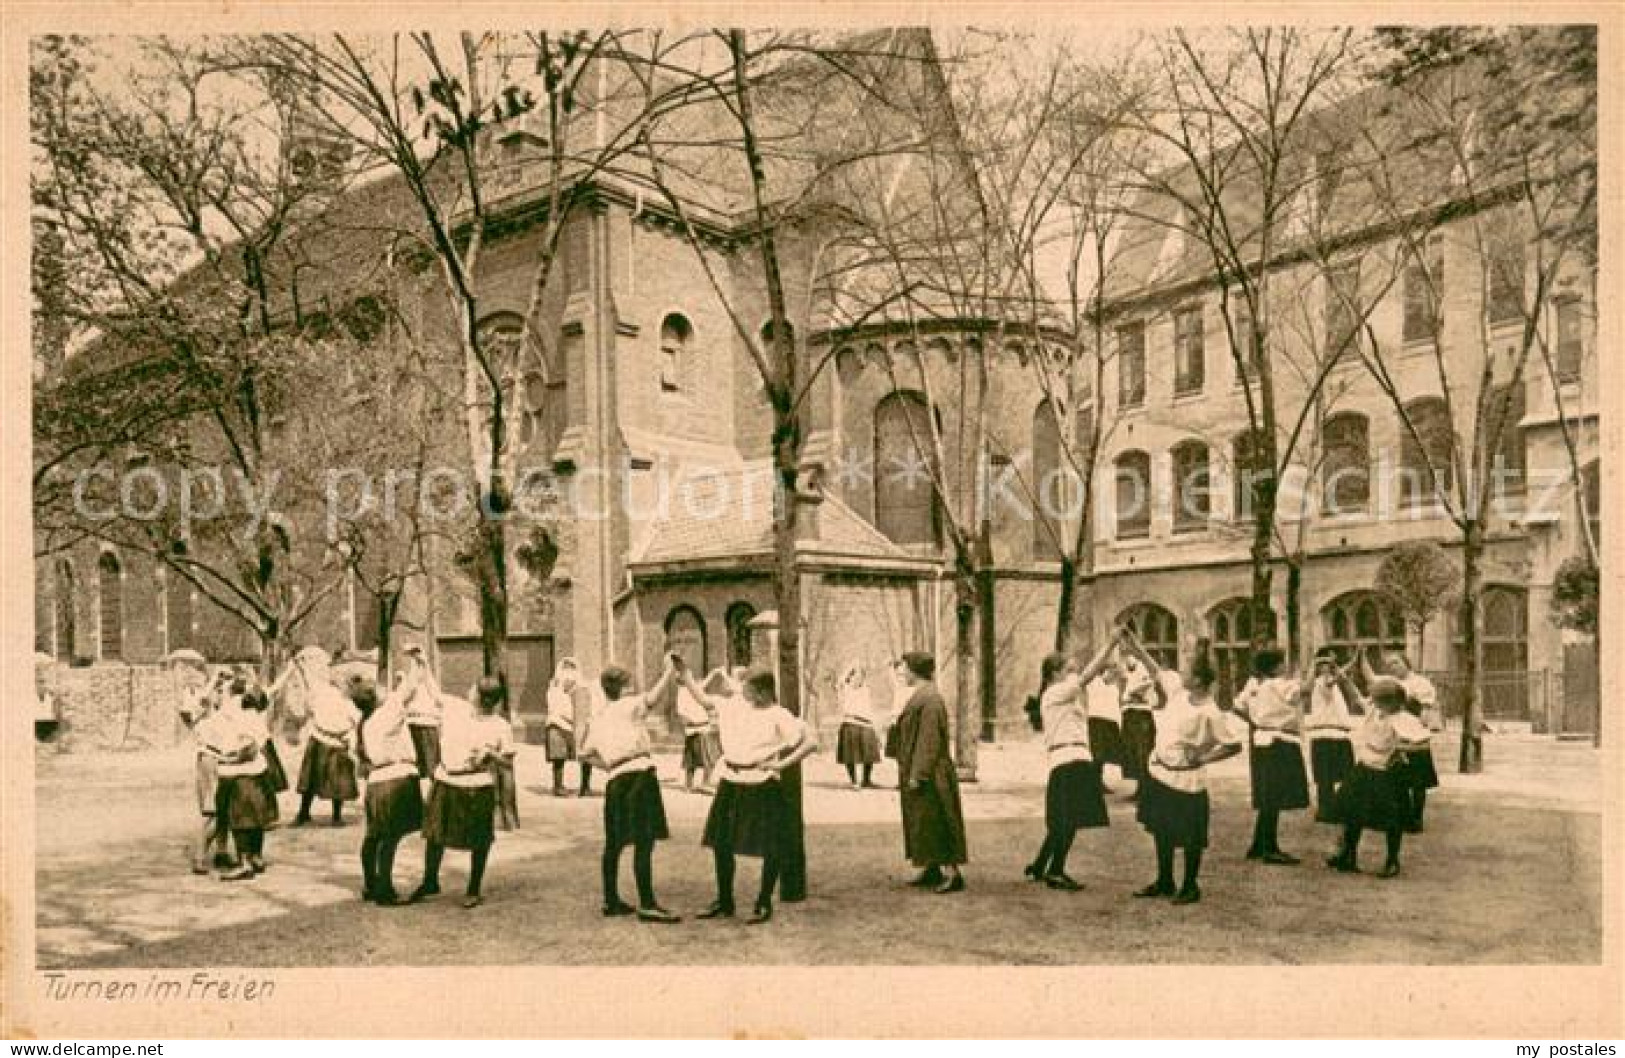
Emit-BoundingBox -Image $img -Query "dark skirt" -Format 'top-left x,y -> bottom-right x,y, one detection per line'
701,778 -> 788,859
1398,748 -> 1440,790
682,730 -> 722,772
603,768 -> 670,851
836,722 -> 882,767
545,727 -> 576,763
408,724 -> 441,779
423,781 -> 496,850
262,740 -> 289,794
1310,738 -> 1355,788
296,739 -> 359,802
1250,741 -> 1311,812
1135,775 -> 1211,850
1336,763 -> 1405,831
364,775 -> 425,841
1087,717 -> 1124,767
1045,760 -> 1110,834
1120,710 -> 1157,781
220,773 -> 279,831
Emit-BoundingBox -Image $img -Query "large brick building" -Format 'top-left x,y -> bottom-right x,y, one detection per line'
35,30 -> 1598,746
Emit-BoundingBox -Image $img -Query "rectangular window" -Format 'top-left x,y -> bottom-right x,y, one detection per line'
1117,323 -> 1146,409
1173,307 -> 1205,396
1402,242 -> 1444,342
1231,303 -> 1260,386
1325,260 -> 1362,356
1555,298 -> 1584,382
1487,238 -> 1526,325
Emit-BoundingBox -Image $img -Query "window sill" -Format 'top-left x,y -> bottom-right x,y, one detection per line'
1172,388 -> 1205,404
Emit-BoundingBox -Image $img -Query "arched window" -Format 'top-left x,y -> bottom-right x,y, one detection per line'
1209,597 -> 1277,706
1032,400 -> 1064,560
725,602 -> 757,669
165,570 -> 194,652
1114,450 -> 1151,540
1321,591 -> 1405,677
1118,603 -> 1179,670
475,313 -> 531,452
1232,428 -> 1271,521
98,551 -> 124,662
874,391 -> 938,545
1171,439 -> 1211,534
659,313 -> 692,393
1459,585 -> 1528,674
1400,397 -> 1454,507
1490,383 -> 1526,494
54,559 -> 77,662
665,605 -> 708,675
1322,412 -> 1370,514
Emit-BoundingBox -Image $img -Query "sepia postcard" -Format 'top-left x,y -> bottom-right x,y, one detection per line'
2,0 -> 1620,1040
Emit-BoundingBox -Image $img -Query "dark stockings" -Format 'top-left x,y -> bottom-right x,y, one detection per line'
1151,835 -> 1201,893
361,833 -> 402,897
1338,825 -> 1403,869
1409,788 -> 1427,830
602,841 -> 658,909
579,763 -> 594,796
552,761 -> 567,792
232,829 -> 264,864
1030,828 -> 1076,878
712,846 -> 778,912
1250,808 -> 1281,855
418,840 -> 487,897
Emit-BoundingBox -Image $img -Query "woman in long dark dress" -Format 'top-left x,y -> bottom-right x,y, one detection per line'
892,652 -> 968,894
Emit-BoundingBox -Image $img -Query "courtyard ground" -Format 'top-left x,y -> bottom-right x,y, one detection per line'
34,733 -> 1602,967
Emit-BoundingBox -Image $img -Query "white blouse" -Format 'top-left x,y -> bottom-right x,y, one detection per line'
1084,677 -> 1122,724
434,711 -> 515,788
715,699 -> 808,785
587,694 -> 657,779
547,685 -> 577,732
1305,680 -> 1354,741
1233,676 -> 1303,745
1039,676 -> 1093,768
362,691 -> 418,783
1148,692 -> 1243,794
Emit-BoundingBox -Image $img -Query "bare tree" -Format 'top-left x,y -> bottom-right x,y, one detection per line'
1329,26 -> 1596,769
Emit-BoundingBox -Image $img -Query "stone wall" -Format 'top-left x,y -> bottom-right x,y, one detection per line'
37,664 -> 189,753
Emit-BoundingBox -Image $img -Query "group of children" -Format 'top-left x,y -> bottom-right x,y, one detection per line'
173,626 -> 1440,927
1024,627 -> 1441,904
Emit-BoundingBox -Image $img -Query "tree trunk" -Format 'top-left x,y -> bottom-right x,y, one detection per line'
977,527 -> 997,742
953,575 -> 979,781
1458,521 -> 1485,773
476,499 -> 510,692
1053,555 -> 1076,653
1284,559 -> 1302,666
771,419 -> 807,901
376,590 -> 400,690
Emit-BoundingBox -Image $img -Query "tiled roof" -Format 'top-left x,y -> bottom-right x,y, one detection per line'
630,459 -> 918,568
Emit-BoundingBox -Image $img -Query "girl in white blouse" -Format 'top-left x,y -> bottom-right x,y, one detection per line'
1304,651 -> 1358,823
1024,636 -> 1119,890
1122,632 -> 1243,905
835,662 -> 883,790
411,678 -> 515,909
687,664 -> 816,923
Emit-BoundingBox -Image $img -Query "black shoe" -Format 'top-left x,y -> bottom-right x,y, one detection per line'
1023,863 -> 1045,882
1262,851 -> 1301,866
1377,863 -> 1401,879
552,787 -> 570,798
1405,822 -> 1424,834
908,868 -> 945,888
602,900 -> 636,917
747,903 -> 773,925
1326,855 -> 1359,874
637,906 -> 682,924
213,852 -> 239,868
408,883 -> 441,904
1244,846 -> 1264,861
289,817 -> 311,829
462,894 -> 484,909
1172,885 -> 1202,905
219,864 -> 255,881
1134,882 -> 1174,898
697,902 -> 735,920
374,891 -> 403,907
934,874 -> 965,894
1044,873 -> 1083,892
